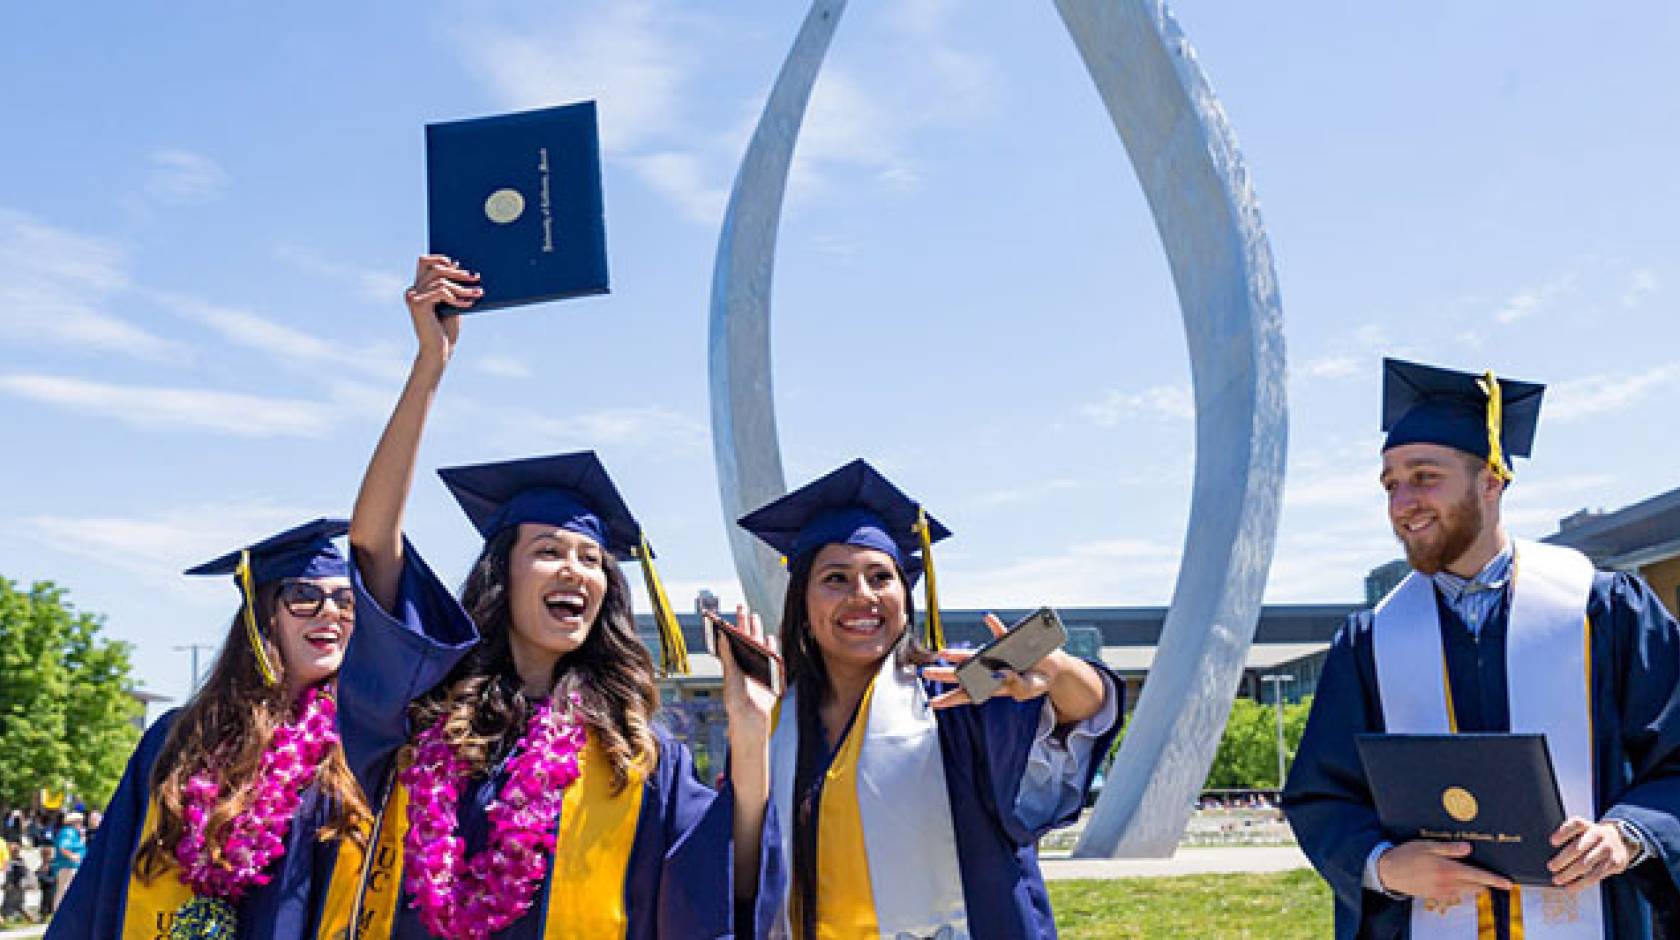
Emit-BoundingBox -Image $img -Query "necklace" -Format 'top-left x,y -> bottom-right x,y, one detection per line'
398,696 -> 587,940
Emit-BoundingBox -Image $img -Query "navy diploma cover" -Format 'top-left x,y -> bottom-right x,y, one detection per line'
426,100 -> 609,312
1357,733 -> 1566,885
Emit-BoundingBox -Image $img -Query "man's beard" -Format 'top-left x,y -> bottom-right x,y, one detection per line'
1397,485 -> 1484,576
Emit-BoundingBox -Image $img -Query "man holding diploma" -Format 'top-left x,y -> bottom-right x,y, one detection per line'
1283,358 -> 1680,939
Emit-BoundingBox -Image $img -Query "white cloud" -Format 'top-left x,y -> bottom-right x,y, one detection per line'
791,67 -> 919,200
1622,268 -> 1658,309
473,354 -> 533,380
1081,384 -> 1194,426
147,289 -> 409,382
975,478 -> 1079,507
495,404 -> 708,453
272,244 -> 408,306
19,501 -> 323,589
455,1 -> 690,156
1546,363 -> 1680,422
0,373 -> 336,437
624,152 -> 728,225
0,208 -> 188,362
145,149 -> 229,204
943,537 -> 1182,607
1493,271 -> 1576,324
1301,355 -> 1359,380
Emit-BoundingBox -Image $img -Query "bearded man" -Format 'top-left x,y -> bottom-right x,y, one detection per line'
1282,358 -> 1680,939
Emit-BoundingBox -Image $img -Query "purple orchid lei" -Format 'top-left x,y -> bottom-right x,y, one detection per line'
398,695 -> 587,940
174,684 -> 340,902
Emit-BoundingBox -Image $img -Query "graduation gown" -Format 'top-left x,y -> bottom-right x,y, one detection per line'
775,656 -> 1122,939
335,540 -> 785,939
1282,571 -> 1680,939
46,709 -> 358,940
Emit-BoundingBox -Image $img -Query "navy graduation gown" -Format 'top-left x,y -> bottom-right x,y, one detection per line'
337,540 -> 784,939
1282,572 -> 1680,939
47,710 -> 349,940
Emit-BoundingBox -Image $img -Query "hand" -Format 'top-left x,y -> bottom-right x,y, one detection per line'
923,612 -> 1059,709
403,254 -> 480,363
1547,817 -> 1634,894
719,605 -> 778,746
1376,840 -> 1511,907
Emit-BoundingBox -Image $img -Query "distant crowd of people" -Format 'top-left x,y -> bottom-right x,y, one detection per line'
1,807 -> 96,923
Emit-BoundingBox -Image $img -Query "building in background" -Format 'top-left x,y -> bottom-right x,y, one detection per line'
1546,485 -> 1680,618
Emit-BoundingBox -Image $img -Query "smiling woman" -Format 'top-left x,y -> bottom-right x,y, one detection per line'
325,255 -> 786,939
47,518 -> 373,940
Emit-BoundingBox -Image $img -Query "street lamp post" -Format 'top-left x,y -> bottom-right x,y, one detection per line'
174,643 -> 215,692
1260,674 -> 1295,791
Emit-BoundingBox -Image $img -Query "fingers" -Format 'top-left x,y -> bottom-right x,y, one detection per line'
920,666 -> 959,684
716,626 -> 739,678
1550,816 -> 1590,848
983,612 -> 1007,638
935,648 -> 976,664
1425,841 -> 1474,858
997,668 -> 1052,701
929,688 -> 971,710
1441,859 -> 1511,892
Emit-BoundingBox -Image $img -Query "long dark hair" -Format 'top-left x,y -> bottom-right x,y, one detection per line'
408,526 -> 660,793
779,547 -> 931,934
135,583 -> 371,882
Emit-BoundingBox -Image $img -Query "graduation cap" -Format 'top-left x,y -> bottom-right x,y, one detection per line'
1381,357 -> 1545,482
184,517 -> 350,687
437,452 -> 688,675
738,459 -> 954,650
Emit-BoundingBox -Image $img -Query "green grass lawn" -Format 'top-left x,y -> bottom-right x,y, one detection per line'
1048,869 -> 1332,939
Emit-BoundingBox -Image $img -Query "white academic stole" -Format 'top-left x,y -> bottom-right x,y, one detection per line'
768,653 -> 969,939
1372,539 -> 1603,939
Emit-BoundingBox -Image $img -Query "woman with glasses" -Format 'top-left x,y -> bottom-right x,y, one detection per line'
737,461 -> 1122,939
50,519 -> 374,940
326,255 -> 782,939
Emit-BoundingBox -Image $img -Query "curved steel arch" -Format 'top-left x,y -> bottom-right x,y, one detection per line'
707,0 -> 1287,856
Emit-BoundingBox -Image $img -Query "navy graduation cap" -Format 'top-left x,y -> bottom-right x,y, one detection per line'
1381,357 -> 1545,481
738,459 -> 953,649
437,452 -> 688,675
185,517 -> 350,687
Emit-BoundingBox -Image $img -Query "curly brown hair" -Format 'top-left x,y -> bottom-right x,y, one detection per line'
134,583 -> 371,883
408,526 -> 661,793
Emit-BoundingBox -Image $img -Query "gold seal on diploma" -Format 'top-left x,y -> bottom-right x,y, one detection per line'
484,187 -> 526,225
1441,786 -> 1479,823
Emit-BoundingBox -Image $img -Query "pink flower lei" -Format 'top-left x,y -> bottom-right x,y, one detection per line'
174,684 -> 340,902
398,695 -> 587,940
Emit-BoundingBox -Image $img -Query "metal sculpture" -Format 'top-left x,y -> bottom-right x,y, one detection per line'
707,0 -> 1287,857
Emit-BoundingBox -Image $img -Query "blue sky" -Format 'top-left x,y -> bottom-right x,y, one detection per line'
2,1 -> 1676,709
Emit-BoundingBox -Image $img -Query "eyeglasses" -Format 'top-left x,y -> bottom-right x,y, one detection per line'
277,580 -> 355,618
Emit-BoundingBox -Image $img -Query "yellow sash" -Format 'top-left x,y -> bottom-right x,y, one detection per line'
346,738 -> 644,939
121,798 -> 365,940
805,678 -> 880,940
120,803 -> 194,940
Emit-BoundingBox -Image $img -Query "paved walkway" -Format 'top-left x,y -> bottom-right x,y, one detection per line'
1040,845 -> 1311,881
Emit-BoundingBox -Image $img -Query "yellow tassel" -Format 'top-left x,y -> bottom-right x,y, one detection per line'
237,549 -> 281,687
1477,370 -> 1515,483
636,536 -> 689,676
915,508 -> 945,651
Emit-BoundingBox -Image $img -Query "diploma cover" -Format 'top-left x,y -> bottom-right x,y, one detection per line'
425,100 -> 609,312
1357,733 -> 1565,885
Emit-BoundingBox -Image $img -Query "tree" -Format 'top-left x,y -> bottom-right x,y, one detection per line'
1203,694 -> 1313,790
0,578 -> 141,810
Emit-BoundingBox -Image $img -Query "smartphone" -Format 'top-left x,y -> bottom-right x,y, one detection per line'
953,607 -> 1069,703
701,610 -> 785,696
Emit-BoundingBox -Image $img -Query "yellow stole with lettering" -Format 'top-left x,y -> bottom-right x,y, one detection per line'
120,798 -> 367,940
339,737 -> 644,940
1372,539 -> 1603,940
